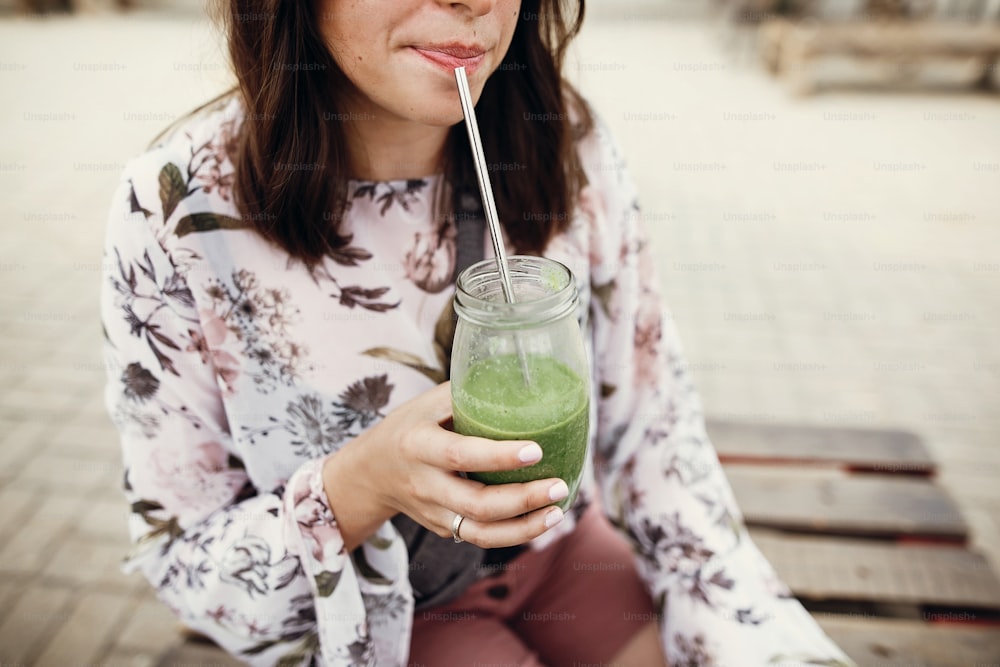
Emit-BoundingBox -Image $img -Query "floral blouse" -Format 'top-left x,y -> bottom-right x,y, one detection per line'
101,96 -> 853,667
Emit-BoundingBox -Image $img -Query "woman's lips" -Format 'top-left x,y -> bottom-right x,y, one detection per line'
410,44 -> 487,74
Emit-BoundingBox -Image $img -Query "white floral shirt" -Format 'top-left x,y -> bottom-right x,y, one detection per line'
101,96 -> 853,667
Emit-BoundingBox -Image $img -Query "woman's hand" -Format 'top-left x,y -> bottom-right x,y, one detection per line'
322,382 -> 567,551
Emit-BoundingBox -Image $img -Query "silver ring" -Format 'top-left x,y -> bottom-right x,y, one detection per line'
451,513 -> 466,543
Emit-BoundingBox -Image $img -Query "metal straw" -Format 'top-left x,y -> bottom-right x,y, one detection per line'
454,66 -> 532,385
454,67 -> 516,301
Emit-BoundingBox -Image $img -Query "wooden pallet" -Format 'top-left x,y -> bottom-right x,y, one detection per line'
726,466 -> 968,542
752,530 -> 1000,611
815,614 -> 1000,666
713,420 -> 1000,664
707,419 -> 935,475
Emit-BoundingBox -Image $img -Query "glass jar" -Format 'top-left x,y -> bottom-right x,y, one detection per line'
451,256 -> 590,511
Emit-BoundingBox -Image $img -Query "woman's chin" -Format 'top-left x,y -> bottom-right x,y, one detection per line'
402,105 -> 468,129
393,77 -> 485,127
431,109 -> 468,128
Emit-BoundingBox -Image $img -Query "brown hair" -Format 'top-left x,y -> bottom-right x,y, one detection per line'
221,0 -> 593,267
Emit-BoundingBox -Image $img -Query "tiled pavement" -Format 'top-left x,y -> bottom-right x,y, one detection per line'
0,6 -> 998,666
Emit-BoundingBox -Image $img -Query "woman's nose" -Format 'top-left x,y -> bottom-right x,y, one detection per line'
443,0 -> 497,18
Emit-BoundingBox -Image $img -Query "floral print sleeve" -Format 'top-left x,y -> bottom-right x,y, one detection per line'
101,159 -> 411,666
582,123 -> 855,667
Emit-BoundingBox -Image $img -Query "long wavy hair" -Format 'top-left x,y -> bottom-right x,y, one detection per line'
218,0 -> 592,267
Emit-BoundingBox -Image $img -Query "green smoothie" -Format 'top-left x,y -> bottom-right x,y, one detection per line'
452,353 -> 589,511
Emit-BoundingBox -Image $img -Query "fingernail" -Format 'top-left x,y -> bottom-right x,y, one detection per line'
548,480 -> 569,502
544,507 -> 564,529
518,443 -> 543,463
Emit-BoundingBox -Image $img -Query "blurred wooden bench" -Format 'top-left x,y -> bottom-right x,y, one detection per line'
818,614 -> 1000,665
13,0 -> 131,12
751,0 -> 1000,93
711,420 -> 935,475
708,418 -> 1000,666
760,19 -> 1000,94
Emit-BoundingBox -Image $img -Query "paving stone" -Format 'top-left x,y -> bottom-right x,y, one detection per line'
0,418 -> 53,477
100,648 -> 162,667
70,391 -> 118,430
0,386 -> 82,421
33,590 -> 136,667
16,450 -> 120,494
77,496 -> 132,541
0,494 -> 83,575
0,336 -> 53,370
0,583 -> 73,665
115,598 -> 184,657
7,317 -> 76,344
0,486 -> 38,541
0,415 -> 20,434
42,535 -> 133,591
0,578 -> 25,626
155,641 -> 247,667
50,349 -> 108,382
45,421 -> 121,463
0,363 -> 32,393
15,363 -> 104,396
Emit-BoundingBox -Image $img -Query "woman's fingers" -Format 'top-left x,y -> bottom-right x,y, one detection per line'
415,474 -> 567,546
401,382 -> 543,474
444,475 -> 569,523
412,426 -> 543,473
451,504 -> 565,549
387,381 -> 569,548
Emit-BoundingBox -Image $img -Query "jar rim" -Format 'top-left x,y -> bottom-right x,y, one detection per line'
454,256 -> 578,329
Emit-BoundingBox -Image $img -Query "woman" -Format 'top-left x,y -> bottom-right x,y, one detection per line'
101,1 -> 853,665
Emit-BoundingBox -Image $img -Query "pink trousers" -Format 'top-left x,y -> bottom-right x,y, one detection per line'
408,505 -> 658,667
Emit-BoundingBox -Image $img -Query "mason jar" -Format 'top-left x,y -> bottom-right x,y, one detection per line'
451,256 -> 590,511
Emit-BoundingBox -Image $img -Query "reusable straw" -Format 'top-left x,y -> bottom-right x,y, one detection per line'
454,66 -> 532,384
454,66 -> 516,301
